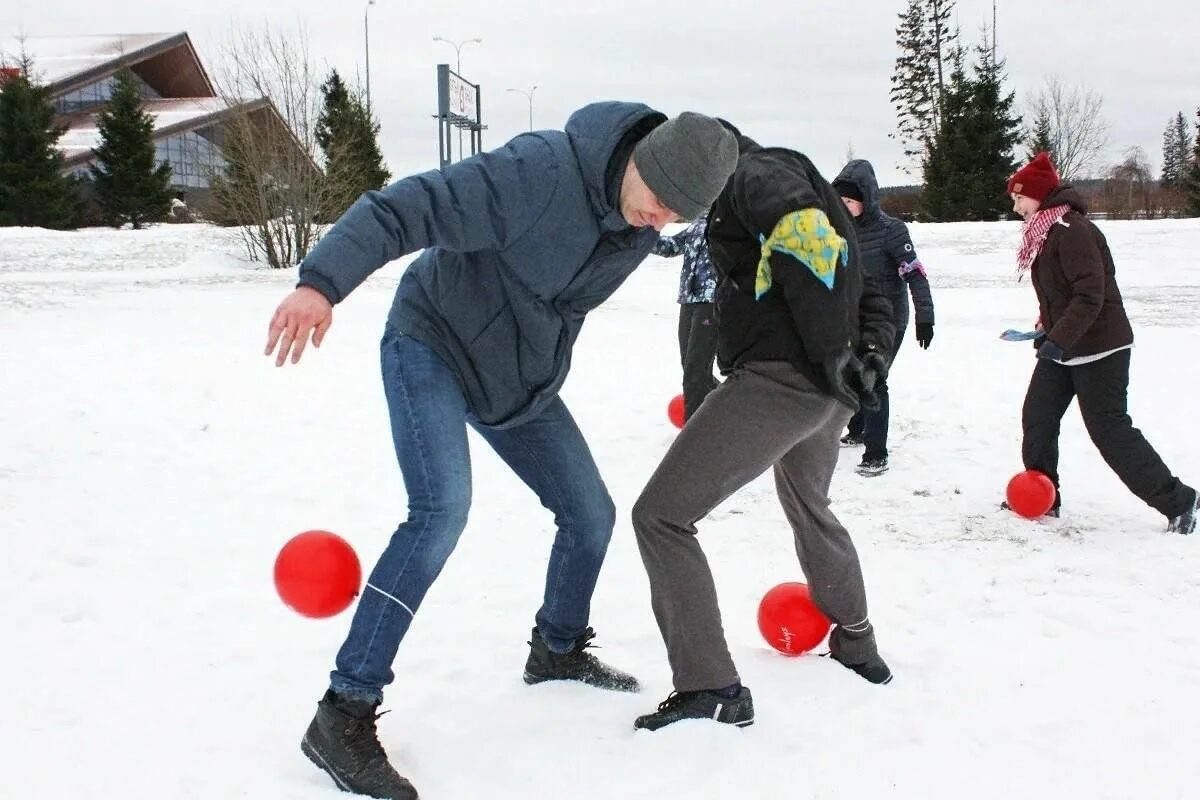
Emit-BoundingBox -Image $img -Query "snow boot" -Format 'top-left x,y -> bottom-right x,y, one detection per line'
855,456 -> 889,477
301,690 -> 418,800
523,627 -> 640,692
828,625 -> 893,685
1168,489 -> 1199,534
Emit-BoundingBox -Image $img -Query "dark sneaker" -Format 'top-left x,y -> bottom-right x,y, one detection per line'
1000,500 -> 1061,518
633,687 -> 755,731
828,626 -> 893,685
301,690 -> 418,800
855,457 -> 889,477
1168,490 -> 1199,534
840,433 -> 863,447
523,627 -> 640,692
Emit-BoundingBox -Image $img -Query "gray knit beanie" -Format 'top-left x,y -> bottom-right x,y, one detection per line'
632,112 -> 739,221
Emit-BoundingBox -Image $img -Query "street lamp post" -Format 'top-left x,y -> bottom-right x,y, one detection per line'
506,85 -> 537,132
432,35 -> 482,160
364,0 -> 376,115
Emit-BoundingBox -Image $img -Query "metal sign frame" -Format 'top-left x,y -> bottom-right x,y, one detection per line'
436,64 -> 486,168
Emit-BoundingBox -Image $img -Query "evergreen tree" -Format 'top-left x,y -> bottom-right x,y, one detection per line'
315,69 -> 351,159
316,69 -> 389,220
1187,107 -> 1200,217
1026,109 -> 1054,163
0,58 -> 80,229
922,38 -> 1020,221
1160,111 -> 1192,188
90,69 -> 173,229
890,0 -> 936,170
920,47 -> 970,221
964,40 -> 1021,219
342,95 -> 389,191
890,0 -> 958,173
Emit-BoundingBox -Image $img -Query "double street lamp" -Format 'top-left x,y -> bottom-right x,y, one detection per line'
506,84 -> 537,132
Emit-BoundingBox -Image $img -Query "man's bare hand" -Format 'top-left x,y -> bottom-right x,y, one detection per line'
265,287 -> 334,366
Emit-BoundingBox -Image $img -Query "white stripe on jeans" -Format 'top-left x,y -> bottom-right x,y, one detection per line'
366,583 -> 415,617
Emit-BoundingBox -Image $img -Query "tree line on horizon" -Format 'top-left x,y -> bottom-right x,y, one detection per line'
1,15 -> 1197,246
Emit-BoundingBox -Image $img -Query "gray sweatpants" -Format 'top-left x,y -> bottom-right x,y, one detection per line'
632,360 -> 878,692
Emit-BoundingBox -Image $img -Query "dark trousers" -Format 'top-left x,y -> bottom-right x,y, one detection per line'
633,362 -> 878,691
1022,349 -> 1193,518
677,302 -> 719,421
847,301 -> 908,460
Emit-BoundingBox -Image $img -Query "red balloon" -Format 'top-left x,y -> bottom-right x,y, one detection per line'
667,394 -> 686,429
274,530 -> 362,618
1005,470 -> 1057,519
757,582 -> 831,656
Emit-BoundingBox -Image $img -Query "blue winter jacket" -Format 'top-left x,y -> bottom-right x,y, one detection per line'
297,101 -> 666,428
654,218 -> 716,304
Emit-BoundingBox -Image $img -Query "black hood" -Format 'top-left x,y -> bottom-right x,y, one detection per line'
833,159 -> 881,216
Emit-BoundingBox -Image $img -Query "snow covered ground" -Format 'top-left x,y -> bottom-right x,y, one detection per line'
2,218 -> 1199,799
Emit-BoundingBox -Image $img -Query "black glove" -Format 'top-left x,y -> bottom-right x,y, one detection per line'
1037,339 -> 1065,361
825,349 -> 888,412
916,322 -> 934,349
854,351 -> 889,411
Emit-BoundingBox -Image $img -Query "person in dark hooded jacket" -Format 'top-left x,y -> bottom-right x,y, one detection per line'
630,123 -> 895,733
264,104 -> 739,799
1007,152 -> 1198,534
832,159 -> 935,476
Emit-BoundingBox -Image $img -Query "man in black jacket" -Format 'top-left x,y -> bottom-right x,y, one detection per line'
630,124 -> 896,732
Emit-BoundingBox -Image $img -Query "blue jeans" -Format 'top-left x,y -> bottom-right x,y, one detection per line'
330,326 -> 617,702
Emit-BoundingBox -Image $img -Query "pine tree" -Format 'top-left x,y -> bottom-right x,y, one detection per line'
1187,107 -> 1200,217
890,0 -> 958,173
964,39 -> 1021,220
1160,112 -> 1192,188
920,47 -> 970,221
89,69 -> 173,229
316,69 -> 389,220
342,95 -> 389,191
890,0 -> 935,171
1026,109 -> 1054,163
0,58 -> 80,229
315,70 -> 351,159
921,38 -> 1020,221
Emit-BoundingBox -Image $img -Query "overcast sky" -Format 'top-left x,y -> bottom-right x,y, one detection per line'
6,0 -> 1199,187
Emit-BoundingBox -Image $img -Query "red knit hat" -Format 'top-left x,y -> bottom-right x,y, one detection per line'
1007,152 -> 1060,202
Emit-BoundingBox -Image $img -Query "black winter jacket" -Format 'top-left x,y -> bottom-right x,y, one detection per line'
833,160 -> 934,326
706,136 -> 895,411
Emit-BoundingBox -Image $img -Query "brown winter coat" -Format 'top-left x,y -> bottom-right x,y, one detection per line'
1031,186 -> 1134,358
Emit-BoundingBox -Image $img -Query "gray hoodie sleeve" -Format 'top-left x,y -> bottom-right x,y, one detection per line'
297,135 -> 559,304
884,219 -> 935,325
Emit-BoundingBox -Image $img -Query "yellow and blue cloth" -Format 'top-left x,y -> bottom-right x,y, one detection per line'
755,208 -> 848,298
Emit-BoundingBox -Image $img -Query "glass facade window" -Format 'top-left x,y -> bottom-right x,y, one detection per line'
54,72 -> 161,114
152,128 -> 229,189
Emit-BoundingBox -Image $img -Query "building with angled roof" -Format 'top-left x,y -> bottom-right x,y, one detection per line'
0,32 -> 309,213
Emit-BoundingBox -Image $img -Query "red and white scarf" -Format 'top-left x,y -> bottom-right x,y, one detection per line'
1016,205 -> 1069,277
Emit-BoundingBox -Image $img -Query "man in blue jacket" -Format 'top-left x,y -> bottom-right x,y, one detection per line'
264,103 -> 737,799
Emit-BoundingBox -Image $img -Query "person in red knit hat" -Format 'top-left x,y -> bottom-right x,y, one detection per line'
1006,152 -> 1198,534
